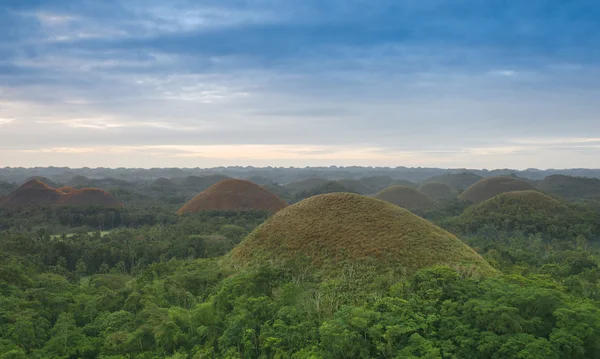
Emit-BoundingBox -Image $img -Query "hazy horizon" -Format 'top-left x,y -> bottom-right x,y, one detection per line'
2,1 -> 600,168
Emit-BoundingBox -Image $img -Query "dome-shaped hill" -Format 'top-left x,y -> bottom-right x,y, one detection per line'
390,179 -> 418,188
424,172 -> 483,191
374,185 -> 435,211
177,179 -> 287,214
228,193 -> 494,277
179,174 -> 231,191
451,191 -> 570,234
151,177 -> 175,188
335,179 -> 373,194
359,176 -> 394,192
59,188 -> 123,208
536,174 -> 600,201
458,177 -> 536,204
418,182 -> 457,201
57,186 -> 77,194
284,177 -> 329,191
0,180 -> 63,207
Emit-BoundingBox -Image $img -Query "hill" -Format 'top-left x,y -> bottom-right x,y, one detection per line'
449,190 -> 571,234
374,185 -> 435,211
25,176 -> 59,188
284,177 -> 330,191
151,177 -> 176,188
175,174 -> 231,191
177,179 -> 287,214
58,188 -> 124,208
418,182 -> 457,201
536,174 -> 600,201
389,179 -> 418,188
228,193 -> 494,277
359,176 -> 394,192
424,172 -> 483,191
335,179 -> 373,194
0,180 -> 124,208
0,180 -> 64,206
458,177 -> 536,204
245,176 -> 275,186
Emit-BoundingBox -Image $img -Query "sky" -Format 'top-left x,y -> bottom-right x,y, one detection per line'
1,0 -> 600,169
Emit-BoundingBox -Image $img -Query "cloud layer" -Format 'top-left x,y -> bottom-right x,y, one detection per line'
2,0 -> 600,168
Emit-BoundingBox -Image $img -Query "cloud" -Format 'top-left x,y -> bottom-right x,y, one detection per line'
1,0 -> 600,168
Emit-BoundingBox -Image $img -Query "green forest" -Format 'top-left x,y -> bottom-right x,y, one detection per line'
2,170 -> 600,358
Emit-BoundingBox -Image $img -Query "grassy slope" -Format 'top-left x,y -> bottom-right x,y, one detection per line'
228,193 -> 495,277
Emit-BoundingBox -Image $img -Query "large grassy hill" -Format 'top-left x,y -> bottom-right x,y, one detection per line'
228,193 -> 494,277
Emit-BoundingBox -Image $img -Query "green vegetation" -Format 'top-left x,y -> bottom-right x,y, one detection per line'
536,174 -> 600,201
459,176 -> 536,204
229,193 -> 494,277
418,182 -> 457,200
374,185 -> 435,211
2,167 -> 600,358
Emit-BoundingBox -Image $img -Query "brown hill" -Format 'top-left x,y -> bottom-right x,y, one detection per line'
458,177 -> 536,204
59,188 -> 123,208
57,186 -> 77,194
228,193 -> 495,277
0,180 -> 123,208
177,179 -> 287,214
418,182 -> 457,201
0,180 -> 64,206
374,185 -> 435,211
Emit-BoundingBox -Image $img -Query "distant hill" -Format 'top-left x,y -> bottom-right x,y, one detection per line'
227,193 -> 495,277
0,179 -> 123,208
59,188 -> 123,208
335,179 -> 373,194
449,190 -> 571,234
151,177 -> 176,188
389,179 -> 419,188
284,177 -> 330,191
245,176 -> 276,186
359,176 -> 394,192
424,172 -> 483,191
374,185 -> 435,211
0,180 -> 64,206
536,175 -> 600,201
174,174 -> 231,191
458,177 -> 536,204
177,179 -> 287,214
418,182 -> 457,201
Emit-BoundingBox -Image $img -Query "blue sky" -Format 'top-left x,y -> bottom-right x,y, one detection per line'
1,0 -> 600,168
